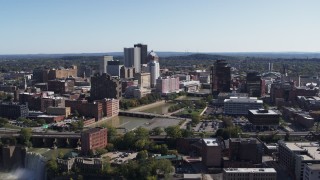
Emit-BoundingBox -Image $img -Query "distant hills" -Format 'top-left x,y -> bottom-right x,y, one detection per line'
1,52 -> 320,59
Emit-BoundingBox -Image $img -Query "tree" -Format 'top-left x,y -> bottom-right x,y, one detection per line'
151,127 -> 163,136
0,117 -> 8,127
181,129 -> 193,138
47,158 -> 58,176
95,148 -> 107,156
136,150 -> 148,160
191,114 -> 200,125
152,159 -> 174,177
285,132 -> 290,141
107,125 -> 118,143
77,120 -> 84,130
134,127 -> 149,140
74,110 -> 80,117
36,119 -> 46,126
165,126 -> 182,139
20,128 -> 32,146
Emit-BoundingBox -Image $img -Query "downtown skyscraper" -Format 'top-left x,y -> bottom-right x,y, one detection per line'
124,43 -> 148,73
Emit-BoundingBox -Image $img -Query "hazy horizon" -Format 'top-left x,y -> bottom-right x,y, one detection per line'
1,0 -> 320,54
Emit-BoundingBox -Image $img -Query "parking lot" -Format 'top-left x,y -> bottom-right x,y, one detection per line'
103,151 -> 137,164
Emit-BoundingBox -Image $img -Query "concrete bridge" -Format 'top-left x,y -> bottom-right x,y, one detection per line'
0,130 -> 81,148
119,111 -> 188,124
119,110 -> 181,119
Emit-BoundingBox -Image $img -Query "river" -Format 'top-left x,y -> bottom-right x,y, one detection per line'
140,102 -> 175,114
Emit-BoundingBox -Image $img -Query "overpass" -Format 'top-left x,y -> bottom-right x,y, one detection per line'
0,130 -> 81,148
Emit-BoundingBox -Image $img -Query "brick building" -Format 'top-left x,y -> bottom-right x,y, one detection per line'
46,107 -> 71,117
95,98 -> 119,118
65,100 -> 103,121
226,138 -> 263,168
81,127 -> 107,154
202,138 -> 223,167
48,66 -> 77,80
19,92 -> 64,112
48,79 -> 74,94
270,81 -> 318,106
90,73 -> 122,100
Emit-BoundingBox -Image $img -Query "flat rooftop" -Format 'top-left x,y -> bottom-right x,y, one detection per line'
280,141 -> 320,160
202,138 -> 219,147
224,168 -> 276,173
229,138 -> 260,144
224,97 -> 263,103
249,109 -> 279,115
306,163 -> 320,170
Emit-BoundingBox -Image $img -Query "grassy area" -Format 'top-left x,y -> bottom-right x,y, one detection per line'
175,107 -> 205,117
28,148 -> 74,160
4,123 -> 22,129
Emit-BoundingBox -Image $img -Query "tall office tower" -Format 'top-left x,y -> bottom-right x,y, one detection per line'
148,51 -> 160,88
134,43 -> 148,64
33,68 -> 49,83
90,73 -> 122,100
246,71 -> 264,97
124,44 -> 146,73
211,60 -> 231,95
100,56 -> 113,74
124,48 -> 134,68
107,60 -> 123,77
133,47 -> 141,73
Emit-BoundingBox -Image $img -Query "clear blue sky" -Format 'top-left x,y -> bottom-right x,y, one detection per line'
0,0 -> 319,54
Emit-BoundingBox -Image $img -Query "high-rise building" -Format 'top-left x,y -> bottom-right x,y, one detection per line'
124,44 -> 147,73
33,68 -> 49,83
124,48 -> 134,68
156,76 -> 180,95
120,66 -> 135,79
246,71 -> 265,97
100,56 -> 113,75
90,73 -> 122,100
211,60 -> 231,95
148,51 -> 160,88
107,60 -> 123,77
133,47 -> 141,73
134,43 -> 148,64
135,73 -> 151,89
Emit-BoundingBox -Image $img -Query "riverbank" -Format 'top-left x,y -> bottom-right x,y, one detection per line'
127,100 -> 166,112
86,116 -> 114,128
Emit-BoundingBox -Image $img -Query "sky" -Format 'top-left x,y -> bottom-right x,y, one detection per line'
0,0 -> 319,54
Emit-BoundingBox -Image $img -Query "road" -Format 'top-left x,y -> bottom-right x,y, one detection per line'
242,131 -> 310,136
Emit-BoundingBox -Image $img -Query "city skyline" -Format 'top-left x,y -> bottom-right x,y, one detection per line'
0,0 -> 320,54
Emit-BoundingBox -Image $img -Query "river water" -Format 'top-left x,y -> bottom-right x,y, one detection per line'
93,102 -> 177,131
140,102 -> 174,114
0,152 -> 46,180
